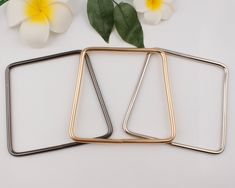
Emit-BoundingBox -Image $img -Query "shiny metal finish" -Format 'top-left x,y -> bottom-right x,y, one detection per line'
5,50 -> 113,156
69,47 -> 176,143
123,48 -> 228,154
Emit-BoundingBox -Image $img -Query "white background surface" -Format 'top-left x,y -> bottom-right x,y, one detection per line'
0,0 -> 235,187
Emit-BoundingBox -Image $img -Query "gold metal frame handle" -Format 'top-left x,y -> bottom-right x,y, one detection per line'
69,47 -> 176,143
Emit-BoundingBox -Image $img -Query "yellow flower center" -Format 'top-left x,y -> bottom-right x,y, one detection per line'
146,0 -> 163,11
25,0 -> 53,23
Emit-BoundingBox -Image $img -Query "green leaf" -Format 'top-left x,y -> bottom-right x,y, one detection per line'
113,2 -> 144,48
0,0 -> 8,6
87,0 -> 114,43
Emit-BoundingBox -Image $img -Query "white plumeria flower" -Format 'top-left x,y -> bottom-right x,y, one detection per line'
133,0 -> 174,25
7,0 -> 74,47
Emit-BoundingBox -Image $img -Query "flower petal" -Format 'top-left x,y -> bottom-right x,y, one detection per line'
133,0 -> 148,13
7,0 -> 27,27
160,3 -> 173,20
19,16 -> 50,47
49,0 -> 78,15
48,2 -> 73,33
66,0 -> 79,15
144,11 -> 162,25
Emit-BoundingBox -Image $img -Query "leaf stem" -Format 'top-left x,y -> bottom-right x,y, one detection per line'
112,0 -> 118,6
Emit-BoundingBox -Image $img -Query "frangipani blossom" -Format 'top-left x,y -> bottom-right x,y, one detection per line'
7,0 -> 74,47
133,0 -> 174,25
